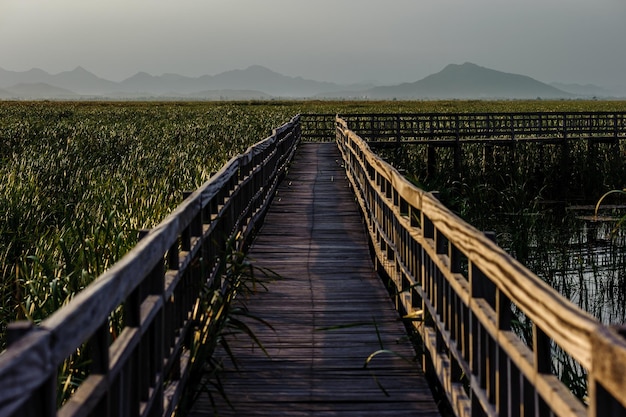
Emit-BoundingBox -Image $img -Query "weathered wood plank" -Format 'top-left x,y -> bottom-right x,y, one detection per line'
188,143 -> 440,417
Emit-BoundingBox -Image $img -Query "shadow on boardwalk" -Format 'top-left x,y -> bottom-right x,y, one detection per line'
188,143 -> 440,416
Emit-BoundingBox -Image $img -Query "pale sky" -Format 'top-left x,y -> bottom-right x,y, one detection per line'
1,0 -> 625,87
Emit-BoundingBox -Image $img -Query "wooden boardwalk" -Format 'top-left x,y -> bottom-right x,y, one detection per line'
188,143 -> 440,416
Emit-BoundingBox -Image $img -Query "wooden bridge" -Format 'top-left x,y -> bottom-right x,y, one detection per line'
187,142 -> 440,416
1,112 -> 626,417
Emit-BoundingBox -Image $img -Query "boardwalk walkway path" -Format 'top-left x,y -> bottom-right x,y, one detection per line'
189,142 -> 440,416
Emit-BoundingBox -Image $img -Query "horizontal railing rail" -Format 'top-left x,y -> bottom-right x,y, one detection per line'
339,111 -> 626,199
299,113 -> 337,142
336,116 -> 626,417
341,112 -> 626,144
0,116 -> 301,417
302,112 -> 626,146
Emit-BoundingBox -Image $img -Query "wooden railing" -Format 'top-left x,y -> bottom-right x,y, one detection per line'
0,116 -> 301,417
343,112 -> 626,143
336,116 -> 626,417
334,111 -> 626,199
299,113 -> 337,142
302,112 -> 626,144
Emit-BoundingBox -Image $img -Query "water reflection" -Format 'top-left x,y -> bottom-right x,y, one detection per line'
499,208 -> 626,326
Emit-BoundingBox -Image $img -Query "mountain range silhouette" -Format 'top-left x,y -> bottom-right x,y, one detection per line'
0,62 -> 619,100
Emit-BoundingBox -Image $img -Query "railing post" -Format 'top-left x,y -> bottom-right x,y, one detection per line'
427,145 -> 436,178
589,326 -> 626,417
510,113 -> 515,140
395,114 -> 402,167
531,324 -> 551,416
469,231 -> 497,415
559,133 -> 570,199
423,192 -> 437,241
6,322 -> 56,417
494,230 -> 512,415
482,142 -> 493,176
184,191 -> 204,238
472,231 -> 496,308
496,284 -> 512,415
88,321 -> 111,417
454,114 -> 461,177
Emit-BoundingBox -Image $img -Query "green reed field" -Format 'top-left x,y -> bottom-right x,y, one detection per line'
1,99 -> 626,350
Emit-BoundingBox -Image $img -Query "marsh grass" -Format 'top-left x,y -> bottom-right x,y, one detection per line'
0,102 -> 295,349
2,100 -> 626,408
177,235 -> 279,415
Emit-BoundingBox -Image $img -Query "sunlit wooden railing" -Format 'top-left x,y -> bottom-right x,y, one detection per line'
336,116 -> 626,417
0,116 -> 300,417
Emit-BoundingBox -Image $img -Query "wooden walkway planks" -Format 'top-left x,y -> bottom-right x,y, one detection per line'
188,143 -> 440,416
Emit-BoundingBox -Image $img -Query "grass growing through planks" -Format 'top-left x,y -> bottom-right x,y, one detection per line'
316,317 -> 422,398
177,234 -> 279,415
362,319 -> 419,397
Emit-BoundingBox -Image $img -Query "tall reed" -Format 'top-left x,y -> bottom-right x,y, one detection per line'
0,101 -> 295,348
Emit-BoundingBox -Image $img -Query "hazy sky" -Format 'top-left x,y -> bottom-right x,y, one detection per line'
1,0 -> 625,87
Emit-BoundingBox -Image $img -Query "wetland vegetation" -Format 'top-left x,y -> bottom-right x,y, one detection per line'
1,99 -> 626,404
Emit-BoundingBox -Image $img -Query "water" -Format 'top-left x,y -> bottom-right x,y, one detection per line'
500,209 -> 626,326
495,210 -> 626,400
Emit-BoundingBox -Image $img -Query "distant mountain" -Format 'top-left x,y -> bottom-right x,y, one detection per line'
0,65 -> 373,99
186,89 -> 272,100
550,82 -> 614,98
0,67 -> 50,87
1,62 -> 619,100
365,63 -> 573,99
613,86 -> 626,97
0,67 -> 116,95
117,65 -> 368,97
0,87 -> 13,99
6,83 -> 80,99
50,67 -> 118,94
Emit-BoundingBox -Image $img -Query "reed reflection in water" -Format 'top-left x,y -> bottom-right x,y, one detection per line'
501,207 -> 626,326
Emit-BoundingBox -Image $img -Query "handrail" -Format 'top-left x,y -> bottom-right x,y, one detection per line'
336,116 -> 626,417
0,115 -> 301,417
299,113 -> 337,142
339,111 -> 626,142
